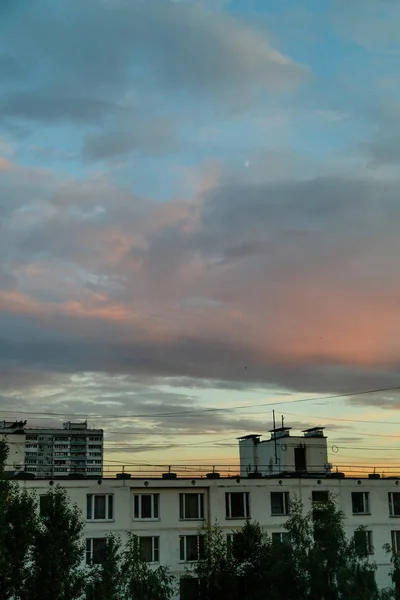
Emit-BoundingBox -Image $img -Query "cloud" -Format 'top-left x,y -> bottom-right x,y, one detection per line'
332,0 -> 400,50
348,390 -> 400,410
83,116 -> 179,161
0,93 -> 119,124
0,0 -> 307,159
367,134 -> 400,165
2,151 -> 400,399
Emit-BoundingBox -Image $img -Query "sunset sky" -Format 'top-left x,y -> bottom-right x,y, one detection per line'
2,0 -> 400,476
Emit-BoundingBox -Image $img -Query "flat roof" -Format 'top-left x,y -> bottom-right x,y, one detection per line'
302,426 -> 326,432
268,426 -> 292,433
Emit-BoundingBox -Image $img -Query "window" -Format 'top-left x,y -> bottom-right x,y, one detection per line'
354,530 -> 373,555
179,493 -> 204,520
226,533 -> 239,554
179,535 -> 204,562
389,493 -> 400,517
312,491 -> 329,504
39,495 -> 52,516
133,494 -> 159,519
272,532 -> 290,545
271,492 -> 290,516
352,492 -> 370,515
391,531 -> 400,553
139,537 -> 160,563
86,538 -> 106,564
225,492 -> 250,519
180,578 -> 200,600
86,494 -> 113,520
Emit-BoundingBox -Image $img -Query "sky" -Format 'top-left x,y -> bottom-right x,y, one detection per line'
2,0 -> 400,476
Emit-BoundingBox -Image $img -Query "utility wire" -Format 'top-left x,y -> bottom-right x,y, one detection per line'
1,384 -> 400,419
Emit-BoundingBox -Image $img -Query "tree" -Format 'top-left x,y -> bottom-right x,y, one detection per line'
87,534 -> 123,600
0,438 -> 38,600
25,485 -> 86,600
188,495 -> 379,600
380,543 -> 400,600
284,493 -> 378,600
121,533 -> 175,600
185,521 -> 239,600
232,520 -> 271,600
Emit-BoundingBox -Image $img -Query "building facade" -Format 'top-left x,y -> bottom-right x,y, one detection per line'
1,420 -> 103,477
0,421 -> 26,471
19,473 -> 399,595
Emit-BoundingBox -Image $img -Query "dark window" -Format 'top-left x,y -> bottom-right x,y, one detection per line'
39,495 -> 52,516
180,578 -> 200,600
354,529 -> 373,556
86,494 -> 113,520
139,537 -> 159,563
86,538 -> 106,564
352,492 -> 370,515
133,494 -> 159,519
225,492 -> 250,519
94,495 -> 106,519
180,494 -> 205,519
391,530 -> 400,553
226,533 -> 241,558
389,493 -> 400,517
294,447 -> 307,472
272,532 -> 290,545
180,535 -> 204,561
312,491 -> 329,504
271,492 -> 290,515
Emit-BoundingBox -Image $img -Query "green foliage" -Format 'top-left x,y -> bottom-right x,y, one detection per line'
121,533 -> 175,600
186,493 -> 379,600
0,438 -> 38,600
187,521 -> 240,600
25,485 -> 86,600
380,543 -> 400,600
284,493 -> 379,600
0,441 -> 391,600
87,534 -> 123,600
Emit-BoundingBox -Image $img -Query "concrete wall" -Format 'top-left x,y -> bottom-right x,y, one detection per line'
17,475 -> 399,594
1,432 -> 26,471
240,434 -> 329,476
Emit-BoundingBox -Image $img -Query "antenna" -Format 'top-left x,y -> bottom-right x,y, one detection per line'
273,410 -> 278,467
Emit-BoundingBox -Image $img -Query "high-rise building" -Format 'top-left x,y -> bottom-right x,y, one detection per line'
0,420 -> 26,471
0,420 -> 103,477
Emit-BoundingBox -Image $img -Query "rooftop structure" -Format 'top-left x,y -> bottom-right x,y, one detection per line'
238,424 -> 330,477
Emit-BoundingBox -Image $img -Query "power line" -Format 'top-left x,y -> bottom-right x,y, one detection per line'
284,410 -> 400,427
1,384 -> 400,419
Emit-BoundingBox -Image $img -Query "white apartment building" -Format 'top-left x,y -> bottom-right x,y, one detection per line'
7,424 -> 399,597
0,423 -> 26,471
1,420 -> 103,477
18,471 -> 399,596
